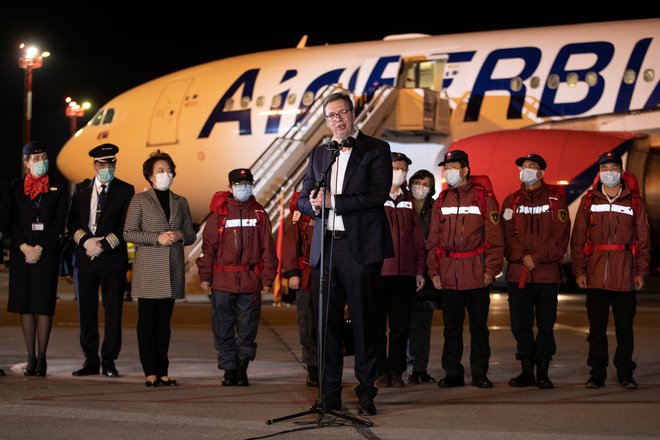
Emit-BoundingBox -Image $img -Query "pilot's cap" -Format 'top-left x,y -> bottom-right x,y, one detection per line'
22,140 -> 47,156
229,168 -> 254,185
598,151 -> 623,167
89,143 -> 119,163
438,149 -> 469,167
391,152 -> 412,165
515,153 -> 547,170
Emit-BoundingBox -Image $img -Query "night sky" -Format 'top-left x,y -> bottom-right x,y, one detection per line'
0,7 -> 656,181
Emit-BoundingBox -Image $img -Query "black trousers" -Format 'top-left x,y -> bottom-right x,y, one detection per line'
313,237 -> 382,401
77,267 -> 126,366
441,287 -> 491,379
137,298 -> 175,377
376,275 -> 415,374
295,289 -> 318,367
507,282 -> 559,360
586,290 -> 637,374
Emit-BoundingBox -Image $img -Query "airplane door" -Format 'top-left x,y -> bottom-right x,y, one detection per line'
147,79 -> 193,146
397,57 -> 447,92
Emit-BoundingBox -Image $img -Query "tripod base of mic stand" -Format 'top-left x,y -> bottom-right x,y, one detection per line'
265,400 -> 374,427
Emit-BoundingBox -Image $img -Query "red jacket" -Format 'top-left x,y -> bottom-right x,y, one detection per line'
197,195 -> 278,293
426,181 -> 504,290
502,182 -> 570,284
381,193 -> 426,277
281,214 -> 314,289
571,183 -> 650,292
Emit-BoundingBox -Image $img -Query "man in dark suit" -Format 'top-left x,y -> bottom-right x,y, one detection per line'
68,144 -> 135,377
298,92 -> 393,416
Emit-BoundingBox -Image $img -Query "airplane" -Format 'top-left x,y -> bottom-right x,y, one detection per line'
56,18 -> 660,250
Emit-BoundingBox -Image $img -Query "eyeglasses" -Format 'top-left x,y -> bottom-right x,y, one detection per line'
324,109 -> 352,121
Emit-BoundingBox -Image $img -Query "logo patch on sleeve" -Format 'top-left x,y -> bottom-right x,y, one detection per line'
503,208 -> 513,221
489,211 -> 500,225
558,209 -> 568,223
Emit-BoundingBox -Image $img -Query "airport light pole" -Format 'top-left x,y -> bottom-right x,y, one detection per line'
65,97 -> 91,137
19,43 -> 50,145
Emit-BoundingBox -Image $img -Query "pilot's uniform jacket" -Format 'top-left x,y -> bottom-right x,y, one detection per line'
197,195 -> 278,293
426,181 -> 504,290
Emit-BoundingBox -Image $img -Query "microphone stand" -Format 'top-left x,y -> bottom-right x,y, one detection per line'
265,145 -> 373,429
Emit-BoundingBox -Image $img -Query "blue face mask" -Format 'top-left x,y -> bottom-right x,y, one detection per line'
600,171 -> 621,188
30,160 -> 49,177
444,169 -> 462,187
233,184 -> 254,202
98,167 -> 115,183
519,168 -> 539,186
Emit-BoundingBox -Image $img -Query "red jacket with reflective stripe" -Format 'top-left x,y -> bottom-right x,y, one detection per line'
381,193 -> 426,277
502,182 -> 570,284
281,216 -> 314,289
571,183 -> 650,292
197,196 -> 278,293
426,181 -> 504,290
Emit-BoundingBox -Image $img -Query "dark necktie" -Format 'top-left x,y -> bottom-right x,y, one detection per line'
96,184 -> 107,226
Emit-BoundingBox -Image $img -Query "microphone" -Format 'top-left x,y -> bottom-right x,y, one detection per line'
324,140 -> 340,151
341,136 -> 356,148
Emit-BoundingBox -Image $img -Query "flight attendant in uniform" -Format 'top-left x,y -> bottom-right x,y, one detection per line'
7,141 -> 67,376
69,144 -> 135,378
426,150 -> 504,388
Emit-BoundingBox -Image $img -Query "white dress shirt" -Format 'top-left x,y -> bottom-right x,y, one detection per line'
327,129 -> 359,231
89,177 -> 111,234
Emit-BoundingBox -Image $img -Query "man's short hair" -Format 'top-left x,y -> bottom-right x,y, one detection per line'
322,93 -> 354,115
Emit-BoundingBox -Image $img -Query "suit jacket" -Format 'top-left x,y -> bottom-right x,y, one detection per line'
123,188 -> 196,299
298,131 -> 394,267
68,177 -> 135,271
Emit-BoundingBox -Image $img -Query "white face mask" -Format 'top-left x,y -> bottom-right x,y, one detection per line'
411,184 -> 430,200
445,169 -> 462,187
29,160 -> 49,178
233,184 -> 254,202
600,171 -> 621,188
519,168 -> 540,186
392,169 -> 406,187
154,172 -> 173,190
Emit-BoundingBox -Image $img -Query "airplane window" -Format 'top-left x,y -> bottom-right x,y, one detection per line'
585,71 -> 598,87
302,92 -> 314,106
644,69 -> 655,82
623,69 -> 636,85
89,109 -> 104,126
272,95 -> 282,109
566,73 -> 578,88
241,96 -> 250,109
510,77 -> 523,92
224,98 -> 234,110
287,93 -> 297,105
547,74 -> 559,90
530,76 -> 540,89
256,96 -> 265,107
102,108 -> 115,124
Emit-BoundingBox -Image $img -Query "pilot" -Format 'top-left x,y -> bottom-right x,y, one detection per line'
501,153 -> 570,389
69,144 -> 135,378
426,150 -> 504,389
571,152 -> 650,389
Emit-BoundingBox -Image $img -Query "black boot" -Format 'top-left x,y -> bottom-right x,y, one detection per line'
222,369 -> 237,386
236,358 -> 250,386
306,366 -> 319,387
535,358 -> 554,389
509,358 -> 536,387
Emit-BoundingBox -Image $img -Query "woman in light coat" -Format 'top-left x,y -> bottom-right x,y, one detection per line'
124,150 -> 195,387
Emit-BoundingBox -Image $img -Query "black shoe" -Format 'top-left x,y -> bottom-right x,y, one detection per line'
585,377 -> 605,388
35,358 -> 47,377
438,376 -> 465,388
145,379 -> 159,387
222,369 -> 238,386
617,372 -> 638,389
158,377 -> 178,387
24,357 -> 37,376
306,366 -> 319,387
390,371 -> 405,387
509,358 -> 536,387
418,371 -> 436,383
535,358 -> 553,389
471,375 -> 493,389
102,365 -> 120,378
358,395 -> 377,416
72,362 -> 100,376
236,358 -> 250,386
